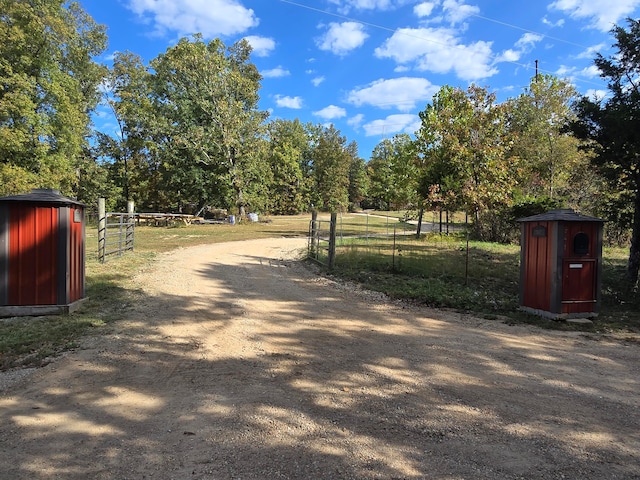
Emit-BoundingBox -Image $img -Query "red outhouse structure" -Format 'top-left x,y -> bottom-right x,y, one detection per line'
518,209 -> 604,319
0,189 -> 86,317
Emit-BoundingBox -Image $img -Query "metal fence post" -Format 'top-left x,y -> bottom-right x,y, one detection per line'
127,200 -> 135,251
310,210 -> 318,256
98,198 -> 106,263
328,212 -> 337,269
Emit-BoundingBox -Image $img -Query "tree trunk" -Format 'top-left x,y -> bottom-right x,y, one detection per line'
416,207 -> 424,239
626,186 -> 640,284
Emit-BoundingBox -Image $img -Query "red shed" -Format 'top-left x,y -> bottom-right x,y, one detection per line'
518,209 -> 604,319
0,189 -> 86,317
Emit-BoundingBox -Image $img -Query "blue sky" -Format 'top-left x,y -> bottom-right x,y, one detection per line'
80,0 -> 640,159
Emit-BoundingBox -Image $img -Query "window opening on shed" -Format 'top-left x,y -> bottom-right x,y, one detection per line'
573,232 -> 589,255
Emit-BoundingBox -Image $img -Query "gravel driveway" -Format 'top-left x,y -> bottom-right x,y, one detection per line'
1,237 -> 639,479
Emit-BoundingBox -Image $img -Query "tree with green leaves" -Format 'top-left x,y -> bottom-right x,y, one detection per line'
96,51 -> 157,210
0,0 -> 107,196
415,85 -> 512,239
368,134 -> 418,210
571,18 -> 640,284
312,125 -> 352,212
147,35 -> 268,215
265,119 -> 312,214
504,74 -> 599,212
348,150 -> 369,211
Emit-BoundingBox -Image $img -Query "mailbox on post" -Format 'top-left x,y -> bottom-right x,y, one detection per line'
518,209 -> 604,319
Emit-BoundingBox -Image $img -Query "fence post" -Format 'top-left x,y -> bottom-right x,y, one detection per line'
310,210 -> 318,256
98,198 -> 106,263
328,212 -> 337,269
127,200 -> 135,251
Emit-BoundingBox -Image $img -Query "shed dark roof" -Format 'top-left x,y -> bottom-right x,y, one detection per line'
0,189 -> 84,206
518,208 -> 604,223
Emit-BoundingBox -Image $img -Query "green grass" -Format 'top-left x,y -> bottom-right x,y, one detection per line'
327,233 -> 640,334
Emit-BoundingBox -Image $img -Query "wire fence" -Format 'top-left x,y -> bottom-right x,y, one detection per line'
308,212 -> 472,276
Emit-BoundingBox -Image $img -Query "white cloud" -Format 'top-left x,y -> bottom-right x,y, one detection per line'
316,22 -> 369,56
575,43 -> 606,59
311,76 -> 326,87
328,0 -> 412,13
375,27 -> 497,81
104,51 -> 120,62
244,35 -> 275,57
495,33 -> 543,63
442,0 -> 479,24
262,66 -> 290,78
125,0 -> 258,37
348,113 -> 365,128
362,114 -> 421,136
516,33 -> 544,49
414,1 -> 440,17
549,0 -> 640,32
554,64 -> 601,81
275,95 -> 303,109
555,65 -> 575,77
346,77 -> 439,111
585,89 -> 609,100
313,105 -> 347,120
495,49 -> 520,63
542,16 -> 565,28
580,64 -> 602,77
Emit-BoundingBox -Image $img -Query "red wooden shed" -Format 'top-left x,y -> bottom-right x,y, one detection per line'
518,209 -> 604,319
0,189 -> 86,317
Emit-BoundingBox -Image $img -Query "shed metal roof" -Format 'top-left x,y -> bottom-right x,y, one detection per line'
0,189 -> 85,206
517,208 -> 604,223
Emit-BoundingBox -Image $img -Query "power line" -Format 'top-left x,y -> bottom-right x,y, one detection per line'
276,0 -> 605,89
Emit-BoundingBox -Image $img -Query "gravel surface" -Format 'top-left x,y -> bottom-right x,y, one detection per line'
1,237 -> 639,479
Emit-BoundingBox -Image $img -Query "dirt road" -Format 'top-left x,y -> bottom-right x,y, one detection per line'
1,237 -> 639,479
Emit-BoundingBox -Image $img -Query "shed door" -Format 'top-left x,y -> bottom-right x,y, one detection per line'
8,205 -> 58,305
562,260 -> 596,314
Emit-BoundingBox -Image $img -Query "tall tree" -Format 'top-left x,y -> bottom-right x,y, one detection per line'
97,51 -> 157,210
415,85 -> 512,238
368,134 -> 418,210
265,119 -> 311,214
0,0 -> 107,196
348,148 -> 369,211
312,125 -> 351,212
505,75 -> 592,205
148,35 -> 268,215
571,18 -> 640,283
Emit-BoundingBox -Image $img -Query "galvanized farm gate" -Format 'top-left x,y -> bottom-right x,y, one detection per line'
97,198 -> 135,263
308,211 -> 337,269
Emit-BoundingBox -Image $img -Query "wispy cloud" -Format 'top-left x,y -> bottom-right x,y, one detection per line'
275,95 -> 303,109
316,22 -> 369,56
125,0 -> 258,37
262,66 -> 290,78
442,0 -> 480,25
362,114 -> 421,136
313,105 -> 347,119
375,27 -> 498,81
549,0 -> 640,31
244,35 -> 275,57
347,77 -> 439,111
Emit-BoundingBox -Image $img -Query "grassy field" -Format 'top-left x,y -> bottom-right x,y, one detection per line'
1,213 -> 638,371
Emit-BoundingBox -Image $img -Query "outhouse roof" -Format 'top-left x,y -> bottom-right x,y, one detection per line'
0,189 -> 85,206
517,208 -> 604,223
